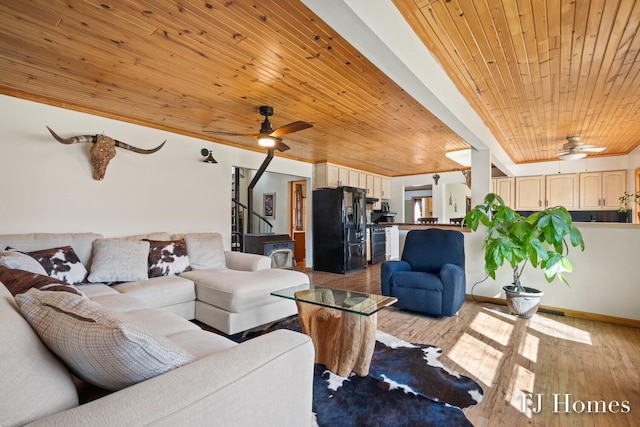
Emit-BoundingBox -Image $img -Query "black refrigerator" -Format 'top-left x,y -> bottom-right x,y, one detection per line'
313,186 -> 367,274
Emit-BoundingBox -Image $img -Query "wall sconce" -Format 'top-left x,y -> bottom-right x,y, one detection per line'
201,148 -> 217,164
432,174 -> 440,185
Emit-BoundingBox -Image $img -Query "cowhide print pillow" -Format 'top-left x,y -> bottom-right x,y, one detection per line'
0,265 -> 84,296
144,239 -> 191,278
27,246 -> 88,285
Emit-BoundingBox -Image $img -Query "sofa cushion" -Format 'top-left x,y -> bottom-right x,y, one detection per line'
15,289 -> 195,391
185,233 -> 226,270
27,245 -> 88,285
0,284 -> 78,427
167,329 -> 237,360
0,265 -> 84,296
88,238 -> 150,283
0,232 -> 103,266
146,238 -> 191,277
183,268 -> 309,312
0,248 -> 48,274
112,275 -> 196,308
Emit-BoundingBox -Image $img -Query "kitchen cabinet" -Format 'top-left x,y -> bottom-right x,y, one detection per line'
367,175 -> 375,197
348,170 -> 360,187
314,164 -> 392,204
338,168 -> 349,187
381,178 -> 391,199
515,175 -> 545,210
314,163 -> 338,188
492,177 -> 515,208
373,176 -> 382,199
372,176 -> 382,209
545,173 -> 579,209
359,173 -> 369,195
579,171 -> 626,209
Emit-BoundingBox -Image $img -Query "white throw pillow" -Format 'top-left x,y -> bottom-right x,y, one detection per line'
184,233 -> 226,270
15,289 -> 195,391
0,249 -> 48,274
88,238 -> 150,283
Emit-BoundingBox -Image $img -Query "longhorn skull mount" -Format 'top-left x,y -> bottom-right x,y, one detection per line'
46,126 -> 165,180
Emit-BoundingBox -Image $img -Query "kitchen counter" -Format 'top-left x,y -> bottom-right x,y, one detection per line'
379,222 -> 471,232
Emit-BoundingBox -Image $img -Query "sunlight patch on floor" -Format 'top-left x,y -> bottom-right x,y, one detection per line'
506,364 -> 536,418
528,315 -> 592,345
519,332 -> 539,363
482,305 -> 517,321
448,332 -> 503,387
470,311 -> 514,346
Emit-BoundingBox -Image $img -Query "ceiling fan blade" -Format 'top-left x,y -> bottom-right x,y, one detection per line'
269,121 -> 313,137
580,146 -> 606,152
275,139 -> 290,152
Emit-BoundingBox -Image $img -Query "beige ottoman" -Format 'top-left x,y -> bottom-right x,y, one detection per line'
182,268 -> 309,335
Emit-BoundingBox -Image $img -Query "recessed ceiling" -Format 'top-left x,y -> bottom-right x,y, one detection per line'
1,0 -> 639,177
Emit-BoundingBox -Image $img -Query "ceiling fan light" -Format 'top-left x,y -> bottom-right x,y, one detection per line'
558,152 -> 587,160
258,136 -> 276,147
445,148 -> 472,166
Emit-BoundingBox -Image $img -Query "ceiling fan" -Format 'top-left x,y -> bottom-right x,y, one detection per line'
203,106 -> 312,152
556,136 -> 606,160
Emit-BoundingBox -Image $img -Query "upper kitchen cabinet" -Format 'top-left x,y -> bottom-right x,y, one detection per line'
314,163 -> 352,188
373,176 -> 382,200
515,175 -> 545,210
315,163 -> 339,188
314,164 -> 391,200
492,177 -> 515,208
366,174 -> 375,197
546,174 -> 579,209
348,170 -> 360,187
579,171 -> 626,209
381,178 -> 391,199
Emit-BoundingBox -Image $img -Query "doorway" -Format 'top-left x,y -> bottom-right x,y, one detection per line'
289,180 -> 307,264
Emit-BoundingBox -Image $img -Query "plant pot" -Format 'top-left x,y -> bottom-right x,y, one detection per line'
503,285 -> 544,319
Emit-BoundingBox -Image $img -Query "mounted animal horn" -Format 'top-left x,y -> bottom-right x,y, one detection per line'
46,126 -> 165,180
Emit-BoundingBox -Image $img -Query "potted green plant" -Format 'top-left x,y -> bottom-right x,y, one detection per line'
463,193 -> 585,318
618,191 -> 640,223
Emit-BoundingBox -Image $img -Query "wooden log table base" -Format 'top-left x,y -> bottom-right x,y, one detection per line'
296,300 -> 377,377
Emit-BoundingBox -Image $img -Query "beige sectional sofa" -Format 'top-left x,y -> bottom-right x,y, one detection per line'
0,232 -> 310,335
0,231 -> 315,426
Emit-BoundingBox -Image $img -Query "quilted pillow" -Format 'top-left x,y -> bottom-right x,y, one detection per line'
15,289 -> 195,391
145,239 -> 191,278
27,246 -> 88,285
0,249 -> 48,274
184,233 -> 226,270
0,265 -> 84,296
87,239 -> 150,283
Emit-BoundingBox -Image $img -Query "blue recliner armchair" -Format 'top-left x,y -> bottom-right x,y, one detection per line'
381,228 -> 466,317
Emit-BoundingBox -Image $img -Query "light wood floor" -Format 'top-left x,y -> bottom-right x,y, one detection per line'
300,264 -> 640,427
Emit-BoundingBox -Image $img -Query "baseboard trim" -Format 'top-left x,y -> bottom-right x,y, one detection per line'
466,294 -> 640,329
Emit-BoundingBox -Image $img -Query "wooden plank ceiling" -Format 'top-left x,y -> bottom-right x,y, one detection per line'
394,0 -> 640,164
1,1 -> 639,176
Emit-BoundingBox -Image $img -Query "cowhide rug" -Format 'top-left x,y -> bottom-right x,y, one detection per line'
244,316 -> 483,427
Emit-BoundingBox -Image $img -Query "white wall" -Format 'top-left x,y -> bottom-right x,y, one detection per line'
397,224 -> 640,321
0,95 -> 313,250
248,170 -> 307,234
463,223 -> 640,321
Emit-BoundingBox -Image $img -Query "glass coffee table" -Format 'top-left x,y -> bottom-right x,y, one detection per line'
271,284 -> 397,377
